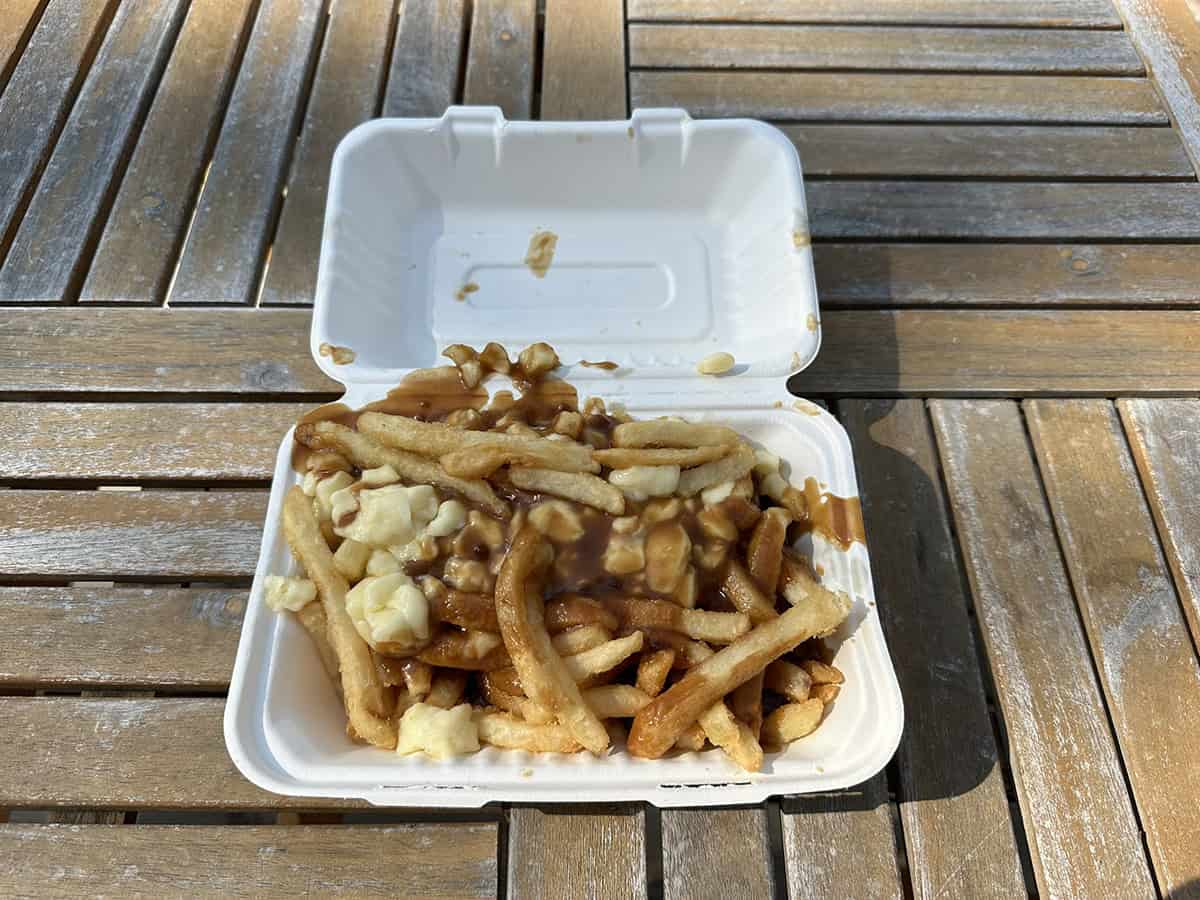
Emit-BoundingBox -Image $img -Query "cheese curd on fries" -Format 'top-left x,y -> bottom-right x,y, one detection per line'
271,342 -> 862,771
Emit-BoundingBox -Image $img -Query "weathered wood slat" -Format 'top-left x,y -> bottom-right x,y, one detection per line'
507,807 -> 647,900
541,0 -> 626,120
1026,399 -> 1200,897
661,809 -> 775,899
0,0 -> 44,89
79,0 -> 257,305
168,0 -> 325,305
0,402 -> 305,480
0,490 -> 265,579
0,0 -> 187,302
0,0 -> 113,249
0,587 -> 242,689
630,72 -> 1166,123
841,400 -> 1024,899
258,0 -> 393,308
0,824 -> 499,898
814,244 -> 1200,307
786,125 -> 1193,179
782,777 -> 903,899
630,24 -> 1142,73
929,400 -> 1155,899
807,182 -> 1200,240
382,0 -> 467,117
463,0 -> 537,119
1118,398 -> 1200,649
628,0 -> 1122,27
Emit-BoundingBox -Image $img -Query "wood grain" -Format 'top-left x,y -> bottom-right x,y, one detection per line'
841,400 -> 1023,900
1118,398 -> 1200,649
0,586 -> 243,689
0,489 -> 265,579
628,0 -> 1122,27
0,402 -> 305,480
258,0 -> 393,308
0,0 -> 44,88
0,308 -> 335,394
630,71 -> 1166,123
382,0 -> 467,117
1026,399 -> 1200,897
0,823 -> 498,898
814,244 -> 1200,307
0,0 -> 113,249
806,182 -> 1200,240
0,0 -> 186,302
781,777 -> 903,899
786,125 -> 1193,179
507,806 -> 647,900
929,400 -> 1155,899
79,0 -> 257,305
630,24 -> 1142,73
541,0 -> 626,120
661,809 -> 775,899
463,0 -> 537,119
168,0 -> 325,305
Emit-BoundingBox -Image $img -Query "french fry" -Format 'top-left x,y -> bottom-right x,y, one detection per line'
698,701 -> 763,772
426,670 -> 468,709
602,596 -> 750,645
482,667 -> 525,696
628,592 -> 851,758
730,673 -> 765,738
425,583 -> 500,632
399,659 -> 433,699
509,466 -> 625,515
295,420 -> 508,517
417,628 -> 511,670
593,445 -> 730,468
644,522 -> 692,594
720,560 -> 779,624
802,660 -> 845,685
633,627 -> 715,667
673,723 -> 706,752
561,632 -> 644,684
636,649 -> 676,697
613,419 -> 741,449
812,683 -> 841,705
476,711 -> 582,753
762,699 -> 824,749
545,594 -> 620,634
779,553 -> 853,631
586,685 -> 652,719
764,660 -> 812,702
481,679 -> 555,724
677,444 -> 758,497
550,623 -> 612,656
282,486 -> 396,749
495,527 -> 610,754
746,508 -> 790,594
294,601 -> 340,688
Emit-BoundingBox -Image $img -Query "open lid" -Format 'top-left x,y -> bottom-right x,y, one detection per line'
312,107 -> 819,388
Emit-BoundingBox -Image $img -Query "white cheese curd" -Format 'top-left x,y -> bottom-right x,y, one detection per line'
425,499 -> 467,538
608,465 -> 680,502
365,548 -> 403,575
313,470 -> 354,520
263,575 -> 316,612
700,480 -> 736,506
334,483 -> 416,546
360,464 -> 400,486
396,703 -> 480,759
344,572 -> 430,652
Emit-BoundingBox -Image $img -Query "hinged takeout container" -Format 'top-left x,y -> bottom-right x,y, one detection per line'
225,107 -> 903,807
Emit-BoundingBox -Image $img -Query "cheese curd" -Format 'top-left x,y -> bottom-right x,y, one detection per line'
311,470 -> 354,520
263,575 -> 316,612
608,464 -> 680,502
344,572 -> 430,654
334,482 -> 447,548
395,703 -> 479,759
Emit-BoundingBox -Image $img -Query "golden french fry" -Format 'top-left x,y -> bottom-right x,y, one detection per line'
585,685 -> 652,719
802,659 -> 845,685
399,659 -> 433,698
673,722 -> 706,752
628,591 -> 851,758
730,672 -> 765,738
677,444 -> 758,497
762,699 -> 824,749
495,527 -> 610,754
545,594 -> 620,634
476,710 -> 582,753
425,583 -> 500,633
603,596 -> 750,645
780,553 -> 853,630
481,679 -> 555,724
550,623 -> 612,656
294,601 -> 340,689
746,507 -> 790,594
644,521 -> 692,594
613,419 -> 741,449
720,560 -> 779,624
636,648 -> 676,697
282,486 -> 396,749
593,445 -> 730,468
764,660 -> 812,702
561,632 -> 644,684
698,701 -> 763,772
417,628 -> 511,670
812,683 -> 841,705
509,467 -> 625,515
632,627 -> 715,668
481,667 -> 524,696
426,670 -> 469,709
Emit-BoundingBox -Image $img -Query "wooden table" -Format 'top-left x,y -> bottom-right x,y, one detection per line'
2,0 -> 1199,897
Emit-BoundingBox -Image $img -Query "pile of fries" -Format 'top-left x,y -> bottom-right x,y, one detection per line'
267,342 -> 852,771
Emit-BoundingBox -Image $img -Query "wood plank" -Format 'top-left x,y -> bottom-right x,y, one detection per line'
0,0 -> 187,302
168,0 -> 325,305
0,402 -> 306,480
0,586 -> 243,690
630,72 -> 1166,123
0,0 -> 44,89
0,823 -> 498,899
781,777 -> 904,899
381,0 -> 467,117
841,400 -> 1024,900
785,125 -> 1193,179
507,807 -> 647,900
661,809 -> 775,899
1118,398 -> 1200,649
0,308 -> 335,394
814,244 -> 1200,307
806,182 -> 1200,240
258,0 -> 393,308
0,489 -> 265,579
541,0 -> 626,120
1112,0 -> 1200,173
78,0 -> 257,305
462,0 -> 537,119
628,0 -> 1123,27
1026,399 -> 1200,897
0,698 -> 364,809
929,400 -> 1155,899
0,0 -> 114,250
630,24 -> 1142,74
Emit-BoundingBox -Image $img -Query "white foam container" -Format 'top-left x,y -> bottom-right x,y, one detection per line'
225,107 -> 903,807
